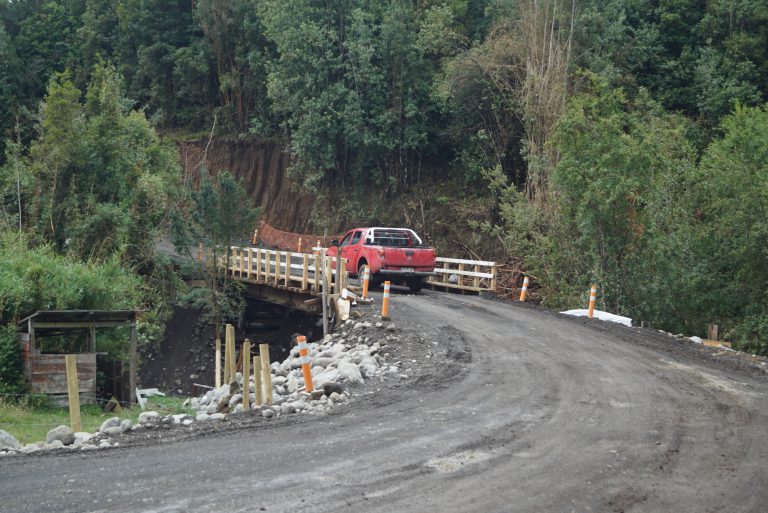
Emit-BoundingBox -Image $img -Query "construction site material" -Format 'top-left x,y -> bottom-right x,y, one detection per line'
588,285 -> 597,319
519,276 -> 529,302
381,281 -> 391,321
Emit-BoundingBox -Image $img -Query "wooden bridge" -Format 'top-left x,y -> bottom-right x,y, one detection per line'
197,244 -> 349,314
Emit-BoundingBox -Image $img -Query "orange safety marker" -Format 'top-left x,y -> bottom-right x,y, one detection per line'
588,285 -> 597,319
297,335 -> 313,393
251,229 -> 258,245
381,281 -> 391,320
362,265 -> 370,300
519,276 -> 529,302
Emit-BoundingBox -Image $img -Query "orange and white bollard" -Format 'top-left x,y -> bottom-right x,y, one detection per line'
519,276 -> 529,302
588,285 -> 597,319
381,281 -> 391,320
297,335 -> 313,393
362,265 -> 370,300
251,229 -> 258,245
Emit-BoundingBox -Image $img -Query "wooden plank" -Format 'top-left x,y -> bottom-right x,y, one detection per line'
247,248 -> 252,279
284,252 -> 290,288
302,254 -> 309,290
432,268 -> 494,279
253,355 -> 262,406
436,257 -> 496,266
65,355 -> 82,432
473,264 -> 480,289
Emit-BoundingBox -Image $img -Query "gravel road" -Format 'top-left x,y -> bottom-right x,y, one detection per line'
2,290 -> 767,513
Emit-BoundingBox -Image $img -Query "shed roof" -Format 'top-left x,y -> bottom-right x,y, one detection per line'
18,310 -> 138,332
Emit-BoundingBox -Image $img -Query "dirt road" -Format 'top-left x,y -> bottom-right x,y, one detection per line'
1,291 -> 767,513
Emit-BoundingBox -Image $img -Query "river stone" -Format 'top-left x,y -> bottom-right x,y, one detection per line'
120,419 -> 133,432
46,425 -> 75,445
359,357 -> 378,379
286,374 -> 299,394
99,417 -> 121,433
138,411 -> 160,425
262,409 -> 275,418
337,360 -> 364,384
206,402 -> 218,415
47,440 -> 64,450
0,430 -> 21,451
229,394 -> 243,408
313,357 -> 336,368
209,413 -> 226,421
20,444 -> 40,454
74,432 -> 92,443
102,426 -> 123,436
313,368 -> 341,389
323,382 -> 346,396
271,376 -> 287,387
196,412 -> 210,422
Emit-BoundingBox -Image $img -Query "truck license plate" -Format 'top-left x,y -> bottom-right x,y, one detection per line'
401,267 -> 415,273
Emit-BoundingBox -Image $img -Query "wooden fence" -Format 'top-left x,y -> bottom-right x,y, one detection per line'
194,244 -> 349,295
427,257 -> 497,293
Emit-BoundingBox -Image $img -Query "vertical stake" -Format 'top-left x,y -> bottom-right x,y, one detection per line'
242,340 -> 251,411
519,276 -> 529,302
215,337 -> 221,388
259,344 -> 273,405
253,355 -> 262,406
65,354 -> 82,432
362,265 -> 370,299
588,285 -> 597,319
297,335 -> 314,393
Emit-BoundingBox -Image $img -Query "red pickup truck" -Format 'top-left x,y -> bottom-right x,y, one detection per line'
326,227 -> 436,292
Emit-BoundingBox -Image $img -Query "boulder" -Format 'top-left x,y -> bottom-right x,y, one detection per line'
322,382 -> 346,396
229,394 -> 243,408
359,357 -> 379,379
119,419 -> 133,432
99,417 -> 121,433
138,411 -> 160,425
261,409 -> 275,418
313,368 -> 341,389
0,430 -> 21,451
209,413 -> 226,421
102,426 -> 123,436
337,360 -> 364,384
46,425 -> 75,446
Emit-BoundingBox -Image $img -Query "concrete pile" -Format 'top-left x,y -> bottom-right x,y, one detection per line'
188,320 -> 401,421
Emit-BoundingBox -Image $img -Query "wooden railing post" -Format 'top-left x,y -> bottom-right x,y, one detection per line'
259,344 -> 273,406
242,341 -> 250,411
302,254 -> 309,291
284,253 -> 290,288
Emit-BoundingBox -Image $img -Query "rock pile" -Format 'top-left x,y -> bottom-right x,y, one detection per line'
188,320 -> 402,421
0,319 -> 401,458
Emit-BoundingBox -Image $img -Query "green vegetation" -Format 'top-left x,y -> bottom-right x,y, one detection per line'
0,0 -> 766,387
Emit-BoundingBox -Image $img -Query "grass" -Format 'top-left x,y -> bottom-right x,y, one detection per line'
0,395 -> 194,445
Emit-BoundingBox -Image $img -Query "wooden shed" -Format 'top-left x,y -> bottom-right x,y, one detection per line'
18,310 -> 138,406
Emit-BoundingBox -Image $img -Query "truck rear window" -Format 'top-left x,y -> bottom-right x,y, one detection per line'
368,229 -> 421,247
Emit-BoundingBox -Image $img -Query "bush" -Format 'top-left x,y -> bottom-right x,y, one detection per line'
729,315 -> 768,356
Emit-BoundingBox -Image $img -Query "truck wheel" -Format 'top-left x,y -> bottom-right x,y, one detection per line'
407,277 -> 424,293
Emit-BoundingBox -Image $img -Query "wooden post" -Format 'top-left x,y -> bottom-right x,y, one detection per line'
490,264 -> 497,292
247,248 -> 252,279
298,237 -> 303,253
302,254 -> 309,291
215,337 -> 221,388
458,263 -> 465,290
242,340 -> 250,411
65,354 -> 82,432
314,252 -> 321,292
442,260 -> 449,284
253,355 -> 262,406
473,264 -> 481,289
227,324 -> 236,384
256,249 -> 262,281
239,247 -> 245,277
335,252 -> 342,294
259,344 -> 273,405
284,253 -> 291,287
223,325 -> 232,384
274,251 -> 281,286
708,324 -> 719,341
129,323 -> 137,405
321,251 -> 330,336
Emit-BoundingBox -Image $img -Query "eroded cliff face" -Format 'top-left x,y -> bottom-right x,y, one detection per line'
177,137 -> 318,233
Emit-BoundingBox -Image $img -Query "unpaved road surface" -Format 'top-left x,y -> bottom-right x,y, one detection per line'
2,291 -> 767,513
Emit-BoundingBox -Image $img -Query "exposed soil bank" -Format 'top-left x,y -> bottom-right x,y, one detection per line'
138,298 -> 320,395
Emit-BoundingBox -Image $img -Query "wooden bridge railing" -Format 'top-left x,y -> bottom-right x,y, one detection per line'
197,244 -> 348,295
426,257 -> 496,293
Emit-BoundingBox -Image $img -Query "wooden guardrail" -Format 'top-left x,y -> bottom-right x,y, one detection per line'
427,257 -> 497,293
198,245 -> 348,295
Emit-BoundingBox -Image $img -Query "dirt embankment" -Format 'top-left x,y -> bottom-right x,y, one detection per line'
177,137 -> 323,233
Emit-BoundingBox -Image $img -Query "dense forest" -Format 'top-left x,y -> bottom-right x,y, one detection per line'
1,0 -> 767,393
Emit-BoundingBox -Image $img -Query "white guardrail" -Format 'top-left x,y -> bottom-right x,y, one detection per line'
427,257 -> 497,293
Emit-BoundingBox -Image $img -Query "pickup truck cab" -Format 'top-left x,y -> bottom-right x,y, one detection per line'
327,227 -> 436,292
